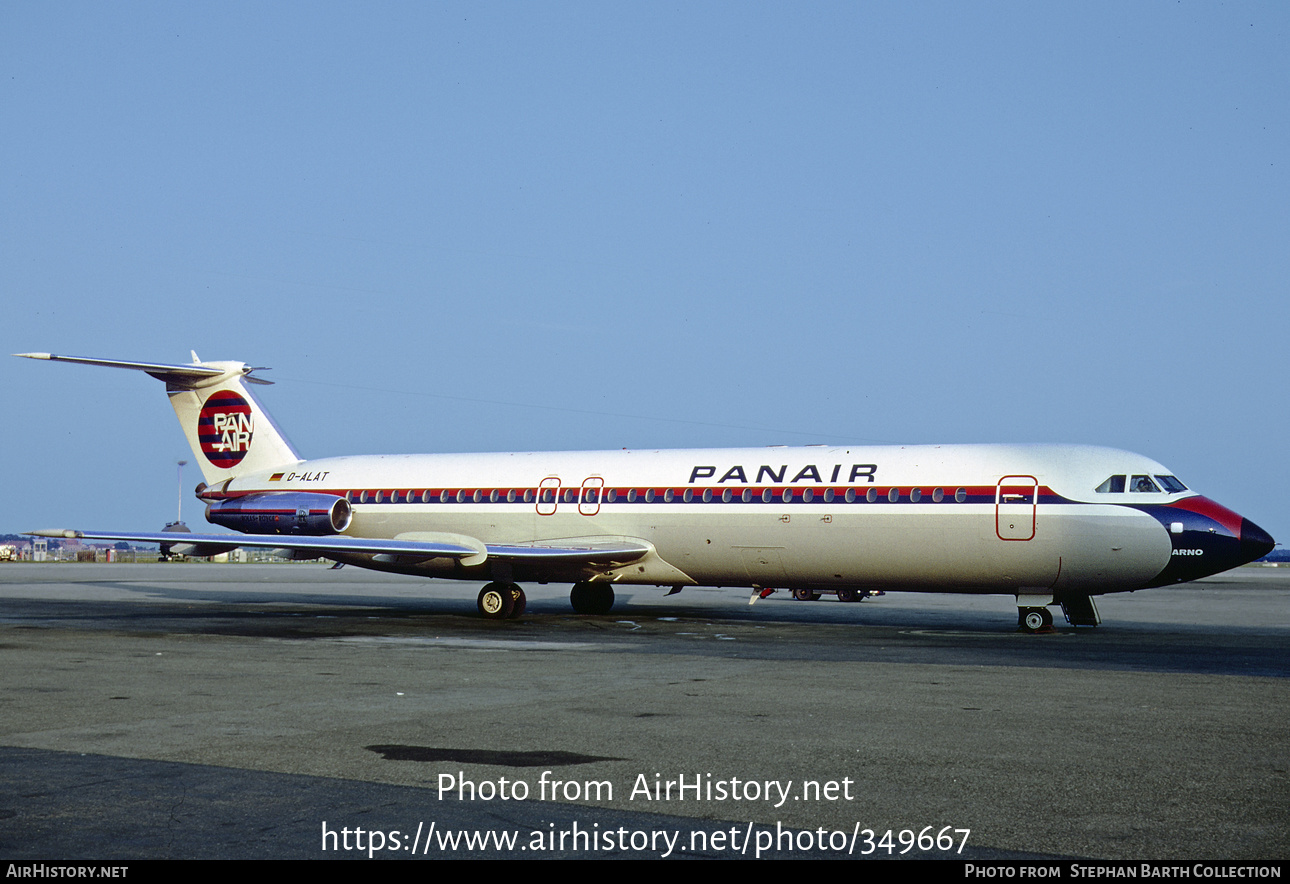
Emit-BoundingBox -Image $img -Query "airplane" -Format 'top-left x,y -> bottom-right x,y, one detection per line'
15,351 -> 1276,632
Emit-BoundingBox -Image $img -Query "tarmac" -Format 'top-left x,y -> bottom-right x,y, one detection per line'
1,563 -> 1286,860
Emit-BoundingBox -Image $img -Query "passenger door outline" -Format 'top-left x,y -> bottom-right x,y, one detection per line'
996,475 -> 1038,541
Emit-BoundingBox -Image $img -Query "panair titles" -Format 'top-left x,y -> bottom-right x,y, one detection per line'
198,391 -> 255,468
211,412 -> 252,447
688,464 -> 878,485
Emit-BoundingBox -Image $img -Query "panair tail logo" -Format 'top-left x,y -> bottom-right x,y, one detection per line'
198,391 -> 254,468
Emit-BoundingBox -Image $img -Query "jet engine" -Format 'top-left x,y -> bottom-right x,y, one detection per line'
205,492 -> 352,536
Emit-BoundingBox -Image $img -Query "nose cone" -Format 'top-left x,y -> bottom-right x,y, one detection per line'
1240,518 -> 1276,564
1142,497 -> 1277,587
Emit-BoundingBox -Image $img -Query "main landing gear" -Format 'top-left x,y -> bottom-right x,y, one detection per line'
476,581 -> 617,619
570,581 -> 615,615
477,582 -> 526,620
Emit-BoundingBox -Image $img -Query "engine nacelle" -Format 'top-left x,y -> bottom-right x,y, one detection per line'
206,492 -> 352,536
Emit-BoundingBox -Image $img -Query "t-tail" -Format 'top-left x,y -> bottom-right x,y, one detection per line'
14,351 -> 302,484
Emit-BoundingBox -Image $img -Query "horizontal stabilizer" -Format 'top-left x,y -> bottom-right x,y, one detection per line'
13,353 -> 272,386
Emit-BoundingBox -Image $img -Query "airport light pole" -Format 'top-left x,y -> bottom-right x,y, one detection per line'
176,460 -> 187,526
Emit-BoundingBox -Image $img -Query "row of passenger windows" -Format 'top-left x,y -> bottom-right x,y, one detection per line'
1094,474 -> 1187,494
346,487 -> 977,504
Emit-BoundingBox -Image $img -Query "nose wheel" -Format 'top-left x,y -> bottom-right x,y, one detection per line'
1018,606 -> 1054,633
478,582 -> 526,619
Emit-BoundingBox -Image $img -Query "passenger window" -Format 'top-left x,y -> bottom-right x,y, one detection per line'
1095,475 -> 1126,493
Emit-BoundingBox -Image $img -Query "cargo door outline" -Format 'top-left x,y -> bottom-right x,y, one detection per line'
996,475 -> 1038,541
738,547 -> 789,586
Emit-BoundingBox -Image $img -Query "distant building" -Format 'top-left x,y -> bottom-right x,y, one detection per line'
1257,546 -> 1290,564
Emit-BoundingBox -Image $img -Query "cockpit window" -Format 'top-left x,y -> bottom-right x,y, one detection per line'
1095,475 -> 1126,493
1130,475 -> 1161,493
1096,473 -> 1186,494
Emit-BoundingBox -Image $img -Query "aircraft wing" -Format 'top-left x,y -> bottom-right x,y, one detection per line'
482,540 -> 653,562
26,529 -> 652,566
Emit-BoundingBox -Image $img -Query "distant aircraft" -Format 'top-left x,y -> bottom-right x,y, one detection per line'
16,352 -> 1275,631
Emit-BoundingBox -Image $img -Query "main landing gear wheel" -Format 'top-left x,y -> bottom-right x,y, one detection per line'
570,581 -> 615,615
478,582 -> 524,620
792,589 -> 821,601
836,588 -> 860,603
507,584 -> 527,617
1019,607 -> 1054,633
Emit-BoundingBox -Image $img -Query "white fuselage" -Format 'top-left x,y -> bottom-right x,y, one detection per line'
215,443 -> 1184,595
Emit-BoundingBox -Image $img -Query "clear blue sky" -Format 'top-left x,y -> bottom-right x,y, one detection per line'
3,2 -> 1286,543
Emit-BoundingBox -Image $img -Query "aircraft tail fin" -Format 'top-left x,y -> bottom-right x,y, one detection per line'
14,352 -> 302,484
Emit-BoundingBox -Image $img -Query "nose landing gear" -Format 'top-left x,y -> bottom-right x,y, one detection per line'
1018,606 -> 1054,633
